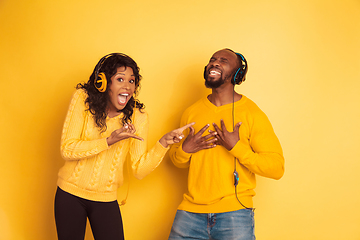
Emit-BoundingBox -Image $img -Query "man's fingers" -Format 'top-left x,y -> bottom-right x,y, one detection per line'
220,119 -> 229,133
196,124 -> 210,136
234,122 -> 242,133
204,137 -> 217,144
189,126 -> 195,136
198,139 -> 217,150
213,123 -> 221,133
202,131 -> 217,141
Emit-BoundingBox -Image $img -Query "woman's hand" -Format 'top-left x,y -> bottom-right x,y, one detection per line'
107,123 -> 144,146
159,122 -> 195,148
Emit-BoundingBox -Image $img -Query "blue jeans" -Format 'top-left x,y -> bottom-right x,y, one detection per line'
168,209 -> 255,240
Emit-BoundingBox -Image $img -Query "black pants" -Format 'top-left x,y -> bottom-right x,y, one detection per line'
54,187 -> 124,240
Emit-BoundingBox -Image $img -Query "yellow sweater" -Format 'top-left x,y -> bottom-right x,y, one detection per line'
58,89 -> 168,202
169,95 -> 284,213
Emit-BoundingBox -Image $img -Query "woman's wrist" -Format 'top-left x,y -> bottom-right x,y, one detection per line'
159,137 -> 168,148
107,137 -> 114,146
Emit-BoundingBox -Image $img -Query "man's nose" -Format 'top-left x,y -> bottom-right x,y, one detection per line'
212,59 -> 220,67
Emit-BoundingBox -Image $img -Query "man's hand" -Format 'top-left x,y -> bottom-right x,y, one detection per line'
212,120 -> 241,151
159,122 -> 195,148
182,124 -> 217,153
107,123 -> 144,146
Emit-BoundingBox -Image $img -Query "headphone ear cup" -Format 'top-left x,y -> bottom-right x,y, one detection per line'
235,53 -> 247,84
94,72 -> 107,92
233,68 -> 241,85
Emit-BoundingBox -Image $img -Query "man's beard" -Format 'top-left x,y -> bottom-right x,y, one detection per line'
204,72 -> 226,89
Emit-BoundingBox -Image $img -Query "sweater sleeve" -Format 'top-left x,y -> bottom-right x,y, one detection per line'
230,109 -> 285,180
60,90 -> 109,161
129,110 -> 169,179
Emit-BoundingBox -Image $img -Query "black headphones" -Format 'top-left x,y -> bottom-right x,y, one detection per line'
203,52 -> 248,85
94,53 -> 127,92
233,53 -> 248,85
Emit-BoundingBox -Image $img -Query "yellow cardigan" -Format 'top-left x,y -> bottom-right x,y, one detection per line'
58,89 -> 168,202
169,95 -> 284,213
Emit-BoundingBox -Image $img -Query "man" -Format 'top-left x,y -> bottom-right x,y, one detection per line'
168,48 -> 285,239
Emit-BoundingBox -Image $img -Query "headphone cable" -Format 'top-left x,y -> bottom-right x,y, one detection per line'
232,88 -> 252,210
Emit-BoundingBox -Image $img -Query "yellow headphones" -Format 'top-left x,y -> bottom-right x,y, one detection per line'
95,72 -> 107,92
93,53 -> 119,92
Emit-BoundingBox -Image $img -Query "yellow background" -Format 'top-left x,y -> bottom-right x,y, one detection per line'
1,0 -> 359,239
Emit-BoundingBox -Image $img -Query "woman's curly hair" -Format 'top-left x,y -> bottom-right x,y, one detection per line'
76,53 -> 145,132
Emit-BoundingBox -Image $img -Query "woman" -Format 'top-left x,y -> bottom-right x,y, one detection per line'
54,53 -> 193,240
